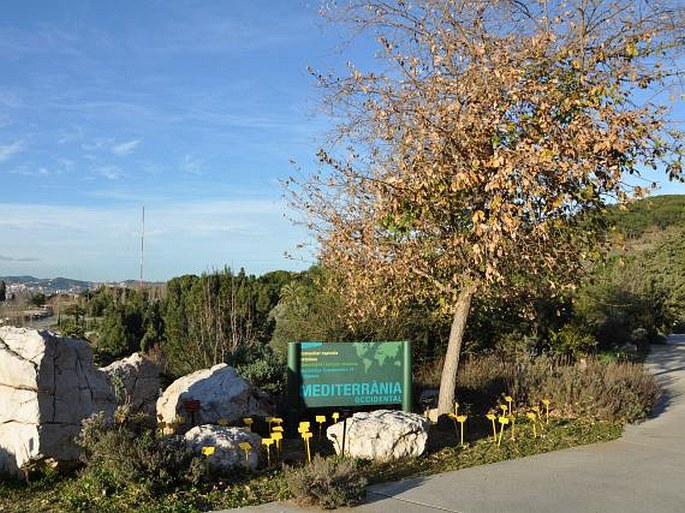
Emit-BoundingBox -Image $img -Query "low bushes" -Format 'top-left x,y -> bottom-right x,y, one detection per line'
510,357 -> 661,423
418,353 -> 661,423
60,410 -> 203,511
285,456 -> 367,509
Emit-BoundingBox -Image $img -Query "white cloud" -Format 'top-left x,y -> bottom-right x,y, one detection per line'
0,254 -> 38,262
92,165 -> 123,180
0,199 -> 312,281
0,88 -> 23,109
0,140 -> 24,162
0,26 -> 81,58
8,165 -> 51,177
111,139 -> 140,156
181,154 -> 202,175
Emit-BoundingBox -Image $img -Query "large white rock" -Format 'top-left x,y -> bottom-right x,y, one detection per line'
101,353 -> 160,414
327,409 -> 429,461
183,424 -> 262,471
156,363 -> 273,429
0,327 -> 116,477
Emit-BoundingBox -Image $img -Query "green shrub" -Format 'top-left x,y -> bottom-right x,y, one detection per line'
63,411 -> 202,511
549,323 -> 597,359
285,456 -> 367,509
232,344 -> 287,396
510,356 -> 661,422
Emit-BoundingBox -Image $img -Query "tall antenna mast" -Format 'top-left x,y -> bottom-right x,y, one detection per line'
139,206 -> 145,290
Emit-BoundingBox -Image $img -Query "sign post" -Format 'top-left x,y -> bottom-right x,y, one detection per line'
287,341 -> 412,432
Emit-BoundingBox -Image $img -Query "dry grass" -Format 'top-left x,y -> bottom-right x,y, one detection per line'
416,353 -> 661,423
510,357 -> 661,422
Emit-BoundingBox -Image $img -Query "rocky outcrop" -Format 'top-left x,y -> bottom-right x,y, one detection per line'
156,364 -> 273,430
101,353 -> 160,414
0,327 -> 116,477
183,425 -> 262,471
327,409 -> 429,461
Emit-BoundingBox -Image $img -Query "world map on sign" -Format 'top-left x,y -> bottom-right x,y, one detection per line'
353,342 -> 402,373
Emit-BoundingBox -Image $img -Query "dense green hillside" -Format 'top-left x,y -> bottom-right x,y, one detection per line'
608,194 -> 685,239
599,194 -> 685,331
611,195 -> 684,293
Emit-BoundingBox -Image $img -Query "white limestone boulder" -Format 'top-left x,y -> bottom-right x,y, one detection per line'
156,363 -> 273,429
183,424 -> 262,471
101,352 -> 160,414
0,326 -> 116,477
327,409 -> 429,461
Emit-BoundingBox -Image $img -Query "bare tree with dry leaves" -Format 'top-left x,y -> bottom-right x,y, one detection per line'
290,0 -> 684,415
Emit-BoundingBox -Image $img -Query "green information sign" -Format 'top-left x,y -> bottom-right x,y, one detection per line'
287,341 -> 412,412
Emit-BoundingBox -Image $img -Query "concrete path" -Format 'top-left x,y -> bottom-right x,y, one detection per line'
219,334 -> 685,513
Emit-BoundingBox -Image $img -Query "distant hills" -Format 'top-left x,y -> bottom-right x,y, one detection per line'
0,276 -> 156,295
0,276 -> 92,294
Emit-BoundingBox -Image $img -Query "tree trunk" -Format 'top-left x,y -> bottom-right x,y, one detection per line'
436,284 -> 477,415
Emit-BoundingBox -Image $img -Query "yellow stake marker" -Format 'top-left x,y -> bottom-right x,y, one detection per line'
456,415 -> 468,447
272,417 -> 283,426
301,431 -> 313,463
509,414 -> 516,440
332,412 -> 340,423
486,413 -> 497,442
272,425 -> 284,434
526,412 -> 538,438
505,396 -> 513,416
217,418 -> 229,427
541,399 -> 551,424
272,431 -> 283,455
315,415 -> 326,439
262,438 -> 274,466
532,405 -> 541,422
202,446 -> 215,457
497,416 -> 510,447
500,404 -> 508,418
298,421 -> 310,433
238,442 -> 252,466
242,417 -> 254,432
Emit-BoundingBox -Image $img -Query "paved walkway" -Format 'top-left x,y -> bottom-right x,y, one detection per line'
219,334 -> 685,513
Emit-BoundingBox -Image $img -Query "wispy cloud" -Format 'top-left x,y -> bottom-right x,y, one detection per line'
0,199 -> 311,280
112,139 -> 140,156
140,9 -> 310,56
0,254 -> 38,262
8,165 -> 50,177
0,140 -> 24,162
181,154 -> 203,175
92,165 -> 123,180
81,138 -> 142,157
0,26 -> 82,58
0,88 -> 23,109
57,125 -> 86,145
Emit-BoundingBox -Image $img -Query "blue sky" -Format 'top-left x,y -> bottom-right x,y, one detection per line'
0,1 -> 683,282
0,0 -> 348,282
